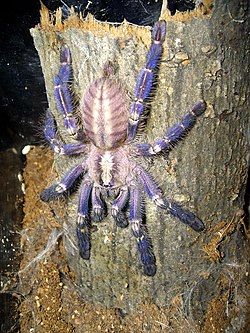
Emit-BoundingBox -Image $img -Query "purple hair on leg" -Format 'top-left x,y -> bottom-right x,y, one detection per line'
44,109 -> 87,156
134,101 -> 207,156
77,181 -> 93,260
136,166 -> 204,231
163,199 -> 204,232
40,162 -> 86,202
54,46 -> 84,140
111,186 -> 129,228
91,186 -> 106,222
130,184 -> 156,276
44,109 -> 64,154
127,21 -> 167,142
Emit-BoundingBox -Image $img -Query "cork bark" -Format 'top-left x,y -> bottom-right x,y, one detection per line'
30,0 -> 249,313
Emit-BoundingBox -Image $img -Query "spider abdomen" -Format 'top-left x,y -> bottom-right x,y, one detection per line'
82,77 -> 128,149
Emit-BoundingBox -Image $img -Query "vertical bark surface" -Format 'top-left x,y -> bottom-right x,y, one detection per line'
31,0 -> 249,313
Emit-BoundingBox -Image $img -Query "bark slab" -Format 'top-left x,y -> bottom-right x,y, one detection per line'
30,0 -> 249,314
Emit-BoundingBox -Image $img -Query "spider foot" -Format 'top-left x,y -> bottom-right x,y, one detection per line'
152,20 -> 166,44
92,207 -> 106,222
92,187 -> 106,222
167,200 -> 205,232
192,101 -> 207,116
77,215 -> 91,260
131,218 -> 156,276
77,231 -> 90,260
139,235 -> 157,276
111,187 -> 129,228
40,184 -> 64,202
113,211 -> 128,228
143,261 -> 157,277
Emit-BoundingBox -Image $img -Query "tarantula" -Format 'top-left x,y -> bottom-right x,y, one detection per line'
41,20 -> 206,276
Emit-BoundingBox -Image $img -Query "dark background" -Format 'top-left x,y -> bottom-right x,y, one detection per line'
0,1 -> 202,332
0,0 -> 198,151
0,0 -> 163,152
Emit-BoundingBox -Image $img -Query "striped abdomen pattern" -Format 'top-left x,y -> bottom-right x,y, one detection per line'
82,78 -> 128,149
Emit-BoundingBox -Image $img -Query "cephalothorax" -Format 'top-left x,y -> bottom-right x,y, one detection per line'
41,21 -> 206,276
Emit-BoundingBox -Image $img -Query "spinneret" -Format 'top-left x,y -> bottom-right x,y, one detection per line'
41,20 -> 206,276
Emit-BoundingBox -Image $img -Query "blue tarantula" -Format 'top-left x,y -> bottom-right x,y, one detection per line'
41,20 -> 206,276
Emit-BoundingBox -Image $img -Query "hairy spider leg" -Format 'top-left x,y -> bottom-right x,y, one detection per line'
136,166 -> 205,232
130,184 -> 156,276
91,185 -> 106,222
44,110 -> 87,155
40,162 -> 86,202
54,45 -> 84,140
135,101 -> 207,156
127,20 -> 166,142
111,186 -> 129,228
162,199 -> 205,232
77,180 -> 93,259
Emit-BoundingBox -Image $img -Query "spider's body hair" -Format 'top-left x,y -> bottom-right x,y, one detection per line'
86,145 -> 133,188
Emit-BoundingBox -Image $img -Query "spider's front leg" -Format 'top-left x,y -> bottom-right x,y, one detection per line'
54,45 -> 84,140
44,109 -> 88,156
127,20 -> 166,142
129,182 -> 156,276
134,101 -> 206,156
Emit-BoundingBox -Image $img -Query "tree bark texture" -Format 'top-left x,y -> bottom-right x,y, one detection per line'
30,0 -> 249,314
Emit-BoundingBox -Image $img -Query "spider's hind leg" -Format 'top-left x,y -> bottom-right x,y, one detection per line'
40,162 -> 86,202
129,183 -> 156,276
136,165 -> 205,232
77,180 -> 93,259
